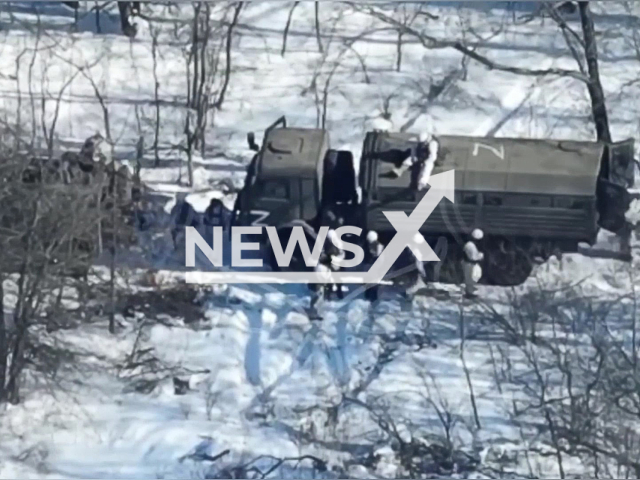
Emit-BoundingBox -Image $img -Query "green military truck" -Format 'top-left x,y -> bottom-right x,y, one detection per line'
232,117 -> 635,284
358,130 -> 635,285
232,116 -> 357,270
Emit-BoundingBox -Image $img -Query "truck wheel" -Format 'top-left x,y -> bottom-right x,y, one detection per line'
484,240 -> 533,286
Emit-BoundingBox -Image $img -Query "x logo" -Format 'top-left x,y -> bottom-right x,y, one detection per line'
364,170 -> 455,284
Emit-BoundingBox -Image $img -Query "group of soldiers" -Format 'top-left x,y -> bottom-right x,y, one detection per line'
166,196 -> 486,319
168,194 -> 231,249
21,132 -> 141,214
306,208 -> 486,317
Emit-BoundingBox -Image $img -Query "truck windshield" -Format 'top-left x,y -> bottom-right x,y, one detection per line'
259,180 -> 289,199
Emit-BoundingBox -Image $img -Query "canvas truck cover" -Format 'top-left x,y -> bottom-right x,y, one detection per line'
258,128 -> 329,179
373,133 -> 605,196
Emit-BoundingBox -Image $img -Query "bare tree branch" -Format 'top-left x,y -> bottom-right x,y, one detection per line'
215,1 -> 243,110
358,4 -> 590,83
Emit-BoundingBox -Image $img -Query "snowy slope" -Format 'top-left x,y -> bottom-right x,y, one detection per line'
2,2 -> 640,478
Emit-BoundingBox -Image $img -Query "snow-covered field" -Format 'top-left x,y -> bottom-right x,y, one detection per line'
2,1 -> 640,478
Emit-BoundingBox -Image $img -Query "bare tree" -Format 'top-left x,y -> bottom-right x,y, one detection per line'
0,141 -> 106,403
214,1 -> 242,111
388,3 -> 425,72
281,1 -> 300,57
359,1 -> 612,142
476,273 -> 640,477
314,2 -> 323,54
302,10 -> 352,129
40,65 -> 84,159
150,23 -> 162,167
176,2 -> 243,186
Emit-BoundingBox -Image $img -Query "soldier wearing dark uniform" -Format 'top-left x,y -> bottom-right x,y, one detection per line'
170,193 -> 200,250
135,199 -> 156,231
203,198 -> 228,228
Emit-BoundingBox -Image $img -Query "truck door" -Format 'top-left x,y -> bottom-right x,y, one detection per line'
597,139 -> 635,233
242,178 -> 293,228
300,178 -> 318,223
608,139 -> 635,189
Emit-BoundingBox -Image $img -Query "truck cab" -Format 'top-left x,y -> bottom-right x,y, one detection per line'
232,117 -> 331,269
234,117 -> 329,229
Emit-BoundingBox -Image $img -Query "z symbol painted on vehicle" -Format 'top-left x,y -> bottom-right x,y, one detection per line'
249,210 -> 270,226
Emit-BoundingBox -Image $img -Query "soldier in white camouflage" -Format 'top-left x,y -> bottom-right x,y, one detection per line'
462,229 -> 484,298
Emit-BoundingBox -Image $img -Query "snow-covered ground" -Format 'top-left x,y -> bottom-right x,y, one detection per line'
2,1 -> 640,478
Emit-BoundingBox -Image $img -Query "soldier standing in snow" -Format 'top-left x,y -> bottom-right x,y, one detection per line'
416,131 -> 440,191
305,225 -> 339,318
170,193 -> 200,250
203,197 -> 231,255
203,198 -> 229,229
80,132 -> 104,163
325,228 -> 346,300
113,164 -> 133,207
400,232 -> 429,301
308,262 -> 331,319
392,131 -> 440,191
364,230 -> 384,302
462,229 -> 484,298
135,199 -> 156,231
398,233 -> 426,300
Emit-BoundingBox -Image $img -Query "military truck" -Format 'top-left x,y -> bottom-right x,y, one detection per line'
357,130 -> 635,285
232,117 -> 635,284
232,116 -> 357,270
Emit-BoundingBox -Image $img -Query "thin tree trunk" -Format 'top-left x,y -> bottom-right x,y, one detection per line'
196,4 -> 210,153
97,190 -> 103,255
281,1 -> 300,57
0,275 -> 6,402
578,1 -> 611,143
109,164 -> 117,334
191,4 -> 200,110
151,33 -> 161,167
187,142 -> 194,187
185,114 -> 194,187
314,2 -> 323,53
216,2 -> 243,110
95,1 -> 101,33
6,324 -> 26,404
396,31 -> 403,72
28,22 -> 40,147
459,305 -> 481,430
6,197 -> 41,404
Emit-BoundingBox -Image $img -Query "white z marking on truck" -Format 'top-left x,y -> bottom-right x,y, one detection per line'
472,142 -> 505,160
250,210 -> 270,226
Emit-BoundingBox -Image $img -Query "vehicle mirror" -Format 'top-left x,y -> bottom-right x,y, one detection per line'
247,132 -> 259,152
